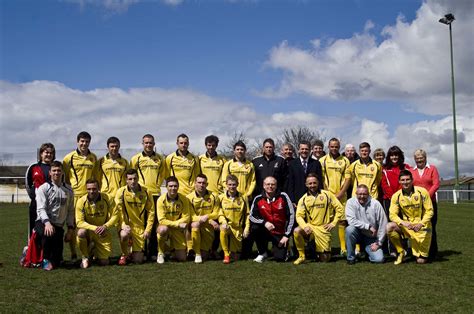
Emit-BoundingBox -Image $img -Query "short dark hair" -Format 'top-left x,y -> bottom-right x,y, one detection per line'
126,169 -> 138,176
205,135 -> 219,145
107,136 -> 120,146
328,138 -> 340,145
359,142 -> 371,150
166,176 -> 179,186
142,134 -> 154,141
50,160 -> 63,169
177,133 -> 189,141
312,139 -> 324,148
263,138 -> 275,146
77,131 -> 91,142
85,178 -> 99,186
299,140 -> 311,148
233,140 -> 246,151
196,173 -> 208,181
399,169 -> 413,180
306,173 -> 319,182
38,143 -> 56,161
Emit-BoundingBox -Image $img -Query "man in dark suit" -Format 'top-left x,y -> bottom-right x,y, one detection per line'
286,140 -> 323,206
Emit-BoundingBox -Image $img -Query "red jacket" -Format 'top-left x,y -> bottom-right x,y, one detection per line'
249,192 -> 295,236
381,164 -> 410,200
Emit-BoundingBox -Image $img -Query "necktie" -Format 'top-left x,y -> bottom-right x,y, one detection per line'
302,160 -> 307,172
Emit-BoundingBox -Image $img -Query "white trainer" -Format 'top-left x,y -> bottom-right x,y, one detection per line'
253,252 -> 268,263
194,255 -> 203,264
157,253 -> 165,264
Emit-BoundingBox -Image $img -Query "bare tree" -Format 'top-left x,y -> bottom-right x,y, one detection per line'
220,131 -> 260,159
276,126 -> 325,156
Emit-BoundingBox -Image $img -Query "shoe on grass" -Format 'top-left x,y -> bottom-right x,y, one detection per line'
194,255 -> 203,264
157,253 -> 165,264
80,257 -> 90,269
394,251 -> 406,265
118,255 -> 127,266
253,252 -> 268,263
293,256 -> 306,265
223,255 -> 231,264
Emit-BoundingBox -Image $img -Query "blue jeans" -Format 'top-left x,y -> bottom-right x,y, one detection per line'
345,225 -> 384,263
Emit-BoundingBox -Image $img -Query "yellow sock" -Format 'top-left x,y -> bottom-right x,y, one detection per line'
220,230 -> 230,256
191,228 -> 201,254
388,230 -> 404,253
77,236 -> 89,258
338,225 -> 346,252
157,233 -> 166,255
355,244 -> 361,252
294,231 -> 306,258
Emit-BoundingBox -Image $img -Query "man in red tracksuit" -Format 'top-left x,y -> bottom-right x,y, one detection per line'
249,176 -> 295,263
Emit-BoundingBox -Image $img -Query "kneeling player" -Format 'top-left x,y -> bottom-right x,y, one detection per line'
156,176 -> 191,264
76,179 -> 117,268
218,175 -> 250,264
187,174 -> 220,263
386,170 -> 433,265
115,169 -> 155,265
293,173 -> 343,265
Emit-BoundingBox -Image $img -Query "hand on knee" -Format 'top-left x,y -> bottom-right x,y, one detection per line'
77,228 -> 87,238
157,225 -> 168,236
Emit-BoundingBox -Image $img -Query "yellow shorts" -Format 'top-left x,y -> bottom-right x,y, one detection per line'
160,227 -> 186,250
221,226 -> 242,253
400,224 -> 432,258
198,223 -> 215,252
83,230 -> 112,259
306,225 -> 332,253
130,226 -> 146,252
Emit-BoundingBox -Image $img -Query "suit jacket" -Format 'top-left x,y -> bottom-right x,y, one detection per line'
286,158 -> 323,204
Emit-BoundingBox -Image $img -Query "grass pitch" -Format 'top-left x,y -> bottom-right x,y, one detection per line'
0,202 -> 473,312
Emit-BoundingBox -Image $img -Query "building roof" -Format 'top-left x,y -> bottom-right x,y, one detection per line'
440,176 -> 474,187
0,165 -> 27,177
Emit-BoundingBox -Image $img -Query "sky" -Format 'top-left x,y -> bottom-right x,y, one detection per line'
0,0 -> 473,179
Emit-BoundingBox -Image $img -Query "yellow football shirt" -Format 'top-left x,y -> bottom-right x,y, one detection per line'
76,193 -> 118,230
221,159 -> 256,199
115,185 -> 155,233
165,151 -> 200,195
156,193 -> 191,227
63,149 -> 98,197
389,186 -> 434,227
97,154 -> 129,199
187,190 -> 220,222
347,158 -> 382,198
130,151 -> 166,196
296,190 -> 343,229
199,153 -> 226,194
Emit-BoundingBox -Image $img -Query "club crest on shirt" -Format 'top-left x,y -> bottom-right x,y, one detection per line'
237,199 -> 241,206
176,203 -> 181,210
370,167 -> 374,171
414,195 -> 419,201
338,161 -> 342,165
320,196 -> 324,201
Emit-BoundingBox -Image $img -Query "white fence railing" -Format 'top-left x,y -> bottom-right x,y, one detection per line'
437,190 -> 473,204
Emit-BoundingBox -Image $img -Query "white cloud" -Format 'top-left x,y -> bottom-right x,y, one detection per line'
66,0 -> 183,13
1,80 -> 472,178
260,0 -> 474,117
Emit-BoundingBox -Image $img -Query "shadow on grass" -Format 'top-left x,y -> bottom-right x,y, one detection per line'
434,250 -> 462,262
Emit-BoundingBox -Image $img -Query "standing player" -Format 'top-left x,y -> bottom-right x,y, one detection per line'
311,139 -> 326,161
63,131 -> 98,261
386,170 -> 433,265
130,134 -> 166,260
293,174 -> 343,265
165,133 -> 200,196
252,138 -> 287,197
156,176 -> 191,264
222,141 -> 256,201
35,161 -> 75,270
76,179 -> 118,268
318,138 -> 351,256
97,137 -> 129,199
115,169 -> 155,265
218,175 -> 250,264
187,174 -> 220,263
347,142 -> 382,199
25,143 -> 55,239
199,135 -> 226,194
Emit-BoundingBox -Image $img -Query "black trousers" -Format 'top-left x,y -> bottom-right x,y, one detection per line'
35,221 -> 64,268
429,200 -> 438,260
250,223 -> 287,261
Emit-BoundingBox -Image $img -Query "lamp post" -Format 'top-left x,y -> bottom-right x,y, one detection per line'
439,13 -> 459,195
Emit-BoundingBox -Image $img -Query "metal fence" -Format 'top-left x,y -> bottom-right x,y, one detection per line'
437,190 -> 473,204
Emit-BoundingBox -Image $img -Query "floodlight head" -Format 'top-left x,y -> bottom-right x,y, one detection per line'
439,13 -> 455,25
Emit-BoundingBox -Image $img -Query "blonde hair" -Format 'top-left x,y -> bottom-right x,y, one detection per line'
414,149 -> 427,158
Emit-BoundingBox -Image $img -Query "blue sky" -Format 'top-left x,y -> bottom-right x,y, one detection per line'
1,0 -> 473,177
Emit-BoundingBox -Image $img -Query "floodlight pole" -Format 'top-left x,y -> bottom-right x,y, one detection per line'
439,14 -> 459,194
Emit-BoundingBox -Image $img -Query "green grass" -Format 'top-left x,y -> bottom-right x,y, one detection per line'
0,202 -> 473,312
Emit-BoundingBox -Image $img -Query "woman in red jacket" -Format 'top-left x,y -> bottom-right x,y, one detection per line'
381,146 -> 410,216
410,149 -> 440,261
